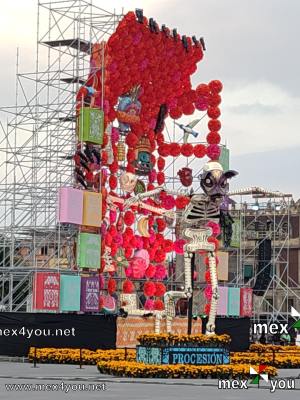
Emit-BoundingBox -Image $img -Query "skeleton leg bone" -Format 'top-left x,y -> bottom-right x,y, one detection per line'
205,251 -> 219,335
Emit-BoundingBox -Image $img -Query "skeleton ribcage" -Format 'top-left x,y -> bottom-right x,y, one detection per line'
183,199 -> 219,223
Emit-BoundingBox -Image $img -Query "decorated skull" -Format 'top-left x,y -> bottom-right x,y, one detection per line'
120,172 -> 138,193
200,161 -> 238,202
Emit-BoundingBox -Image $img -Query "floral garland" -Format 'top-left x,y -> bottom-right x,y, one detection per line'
137,333 -> 231,347
97,360 -> 277,379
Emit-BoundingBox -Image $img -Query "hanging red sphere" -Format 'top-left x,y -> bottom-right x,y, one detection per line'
208,79 -> 223,94
208,119 -> 221,131
207,106 -> 221,119
206,131 -> 221,145
195,83 -> 210,97
193,144 -> 207,158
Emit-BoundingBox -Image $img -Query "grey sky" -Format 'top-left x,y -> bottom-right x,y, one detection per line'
1,0 -> 299,198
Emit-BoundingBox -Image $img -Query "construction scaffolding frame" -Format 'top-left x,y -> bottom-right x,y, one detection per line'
0,0 -> 123,311
228,190 -> 300,327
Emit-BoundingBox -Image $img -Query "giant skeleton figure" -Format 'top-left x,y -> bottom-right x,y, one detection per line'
121,161 -> 237,334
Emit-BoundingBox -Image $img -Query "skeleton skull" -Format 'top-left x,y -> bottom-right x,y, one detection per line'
120,172 -> 138,193
200,161 -> 238,201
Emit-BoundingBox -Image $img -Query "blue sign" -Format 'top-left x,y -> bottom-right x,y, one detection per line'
137,346 -> 230,365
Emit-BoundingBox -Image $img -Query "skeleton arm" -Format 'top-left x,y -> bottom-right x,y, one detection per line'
123,186 -> 186,209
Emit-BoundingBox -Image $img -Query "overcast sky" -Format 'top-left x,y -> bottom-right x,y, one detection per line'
1,0 -> 299,198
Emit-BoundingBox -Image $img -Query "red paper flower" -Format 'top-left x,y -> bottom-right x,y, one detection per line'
208,79 -> 223,94
208,119 -> 221,132
124,210 -> 135,226
158,144 -> 170,157
208,93 -> 222,107
155,282 -> 166,296
207,236 -> 220,251
204,270 -> 211,283
109,175 -> 118,190
204,303 -> 211,315
163,239 -> 174,253
155,264 -> 168,280
154,249 -> 166,263
145,264 -> 157,279
193,144 -> 207,158
196,83 -> 210,97
206,131 -> 221,145
207,106 -> 221,119
156,218 -> 166,232
157,171 -> 165,185
175,196 -> 190,209
161,195 -> 175,210
108,278 -> 117,295
181,143 -> 194,157
207,144 -> 221,160
169,143 -> 181,157
154,299 -> 165,310
157,157 -> 165,171
144,299 -> 155,310
144,281 -> 156,297
123,279 -> 135,294
125,132 -> 139,147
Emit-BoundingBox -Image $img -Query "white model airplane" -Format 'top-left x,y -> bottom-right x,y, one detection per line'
175,119 -> 201,143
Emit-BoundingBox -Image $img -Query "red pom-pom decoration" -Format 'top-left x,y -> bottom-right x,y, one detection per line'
158,144 -> 170,157
169,143 -> 181,157
109,175 -> 118,190
157,171 -> 165,185
207,106 -> 221,119
145,264 -> 157,279
204,270 -> 211,283
204,303 -> 211,315
208,80 -> 223,94
155,282 -> 166,296
156,218 -> 166,232
196,83 -> 210,97
207,144 -> 221,160
125,133 -> 138,147
193,144 -> 207,158
163,239 -> 174,253
154,299 -> 165,310
181,143 -> 194,157
157,157 -> 165,171
124,210 -> 135,226
208,119 -> 221,131
206,132 -> 221,145
175,196 -> 190,209
123,279 -> 135,294
154,249 -> 166,263
143,281 -> 156,297
209,94 -> 222,107
108,278 -> 117,295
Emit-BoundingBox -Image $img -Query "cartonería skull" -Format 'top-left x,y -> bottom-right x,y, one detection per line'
200,161 -> 238,201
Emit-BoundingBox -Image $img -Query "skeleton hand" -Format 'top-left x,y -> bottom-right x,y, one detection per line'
123,195 -> 141,209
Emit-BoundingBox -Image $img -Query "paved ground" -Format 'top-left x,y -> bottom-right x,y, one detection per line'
0,362 -> 299,400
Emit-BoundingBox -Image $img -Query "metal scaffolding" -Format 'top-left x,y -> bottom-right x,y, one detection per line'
228,190 -> 300,326
0,0 -> 123,311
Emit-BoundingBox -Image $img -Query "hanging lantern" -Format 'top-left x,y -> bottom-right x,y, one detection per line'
117,141 -> 126,161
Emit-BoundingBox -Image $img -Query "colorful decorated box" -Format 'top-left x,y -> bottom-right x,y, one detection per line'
32,272 -> 60,311
217,286 -> 228,316
58,187 -> 83,225
76,232 -> 101,269
82,191 -> 102,227
227,287 -> 241,316
80,276 -> 99,312
78,107 -> 104,144
217,251 -> 229,281
60,275 -> 81,311
240,287 -> 253,317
